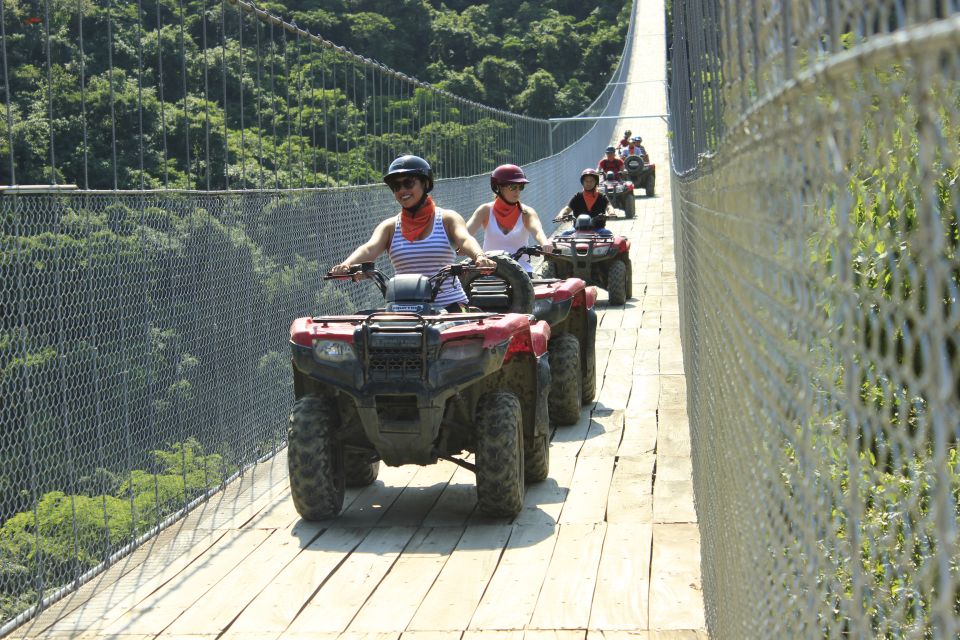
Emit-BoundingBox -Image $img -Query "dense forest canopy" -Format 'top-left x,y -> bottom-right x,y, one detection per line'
0,0 -> 630,189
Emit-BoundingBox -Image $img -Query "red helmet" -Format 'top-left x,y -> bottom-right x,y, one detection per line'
580,168 -> 600,184
490,164 -> 529,192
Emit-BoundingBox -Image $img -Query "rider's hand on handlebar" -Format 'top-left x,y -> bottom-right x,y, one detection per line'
474,253 -> 496,269
329,263 -> 352,275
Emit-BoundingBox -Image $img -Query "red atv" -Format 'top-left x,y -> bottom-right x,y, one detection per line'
599,171 -> 636,218
623,154 -> 655,197
288,261 -> 551,520
459,250 -> 599,426
543,214 -> 633,306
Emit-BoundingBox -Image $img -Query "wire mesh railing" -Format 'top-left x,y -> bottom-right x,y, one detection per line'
0,0 -> 635,631
670,1 -> 960,638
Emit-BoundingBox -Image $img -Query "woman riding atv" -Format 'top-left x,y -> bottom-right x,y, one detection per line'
330,155 -> 496,311
553,168 -> 618,236
465,164 -> 552,275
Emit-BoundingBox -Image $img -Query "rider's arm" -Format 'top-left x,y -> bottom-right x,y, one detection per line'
464,203 -> 490,237
444,211 -> 496,267
330,218 -> 393,273
522,206 -> 551,246
553,204 -> 573,222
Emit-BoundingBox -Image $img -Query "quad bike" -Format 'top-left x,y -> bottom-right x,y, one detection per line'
623,153 -> 655,197
288,261 -> 551,520
599,172 -> 636,219
542,214 -> 633,306
459,250 -> 599,426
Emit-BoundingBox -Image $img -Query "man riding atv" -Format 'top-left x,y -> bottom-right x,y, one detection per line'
621,136 -> 655,197
553,168 -> 619,236
598,146 -> 626,179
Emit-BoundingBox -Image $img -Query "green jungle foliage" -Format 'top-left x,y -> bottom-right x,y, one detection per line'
0,0 -> 630,188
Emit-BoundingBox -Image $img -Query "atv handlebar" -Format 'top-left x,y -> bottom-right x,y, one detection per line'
324,261 -> 496,301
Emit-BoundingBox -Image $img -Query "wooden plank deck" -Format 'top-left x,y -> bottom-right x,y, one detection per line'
10,1 -> 705,638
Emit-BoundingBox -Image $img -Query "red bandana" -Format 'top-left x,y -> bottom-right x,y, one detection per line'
582,189 -> 599,212
399,196 -> 436,242
491,197 -> 522,232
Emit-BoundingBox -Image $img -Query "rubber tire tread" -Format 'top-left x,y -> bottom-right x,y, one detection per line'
624,194 -> 636,219
344,452 -> 380,487
524,356 -> 551,482
645,173 -> 655,197
625,258 -> 633,300
607,259 -> 628,306
548,333 -> 582,426
475,391 -> 525,516
581,309 -> 597,403
460,253 -> 535,314
288,396 -> 345,520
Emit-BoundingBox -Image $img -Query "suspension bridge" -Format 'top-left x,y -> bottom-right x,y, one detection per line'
2,0 -> 959,638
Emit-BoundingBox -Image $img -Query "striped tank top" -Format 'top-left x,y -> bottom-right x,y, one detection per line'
389,208 -> 467,307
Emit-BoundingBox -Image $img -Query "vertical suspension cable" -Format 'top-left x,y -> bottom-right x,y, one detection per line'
0,0 -> 12,184
351,61 -> 359,184
202,0 -> 212,190
107,0 -> 118,188
136,0 -> 145,188
254,10 -> 264,189
296,36 -> 305,187
178,0 -> 191,189
237,2 -> 245,187
282,27 -> 293,186
77,0 -> 88,188
220,0 -> 230,189
331,52 -> 339,185
43,0 -> 55,183
268,20 -> 278,188
321,45 -> 328,183
156,0 -> 169,187
309,38 -> 317,187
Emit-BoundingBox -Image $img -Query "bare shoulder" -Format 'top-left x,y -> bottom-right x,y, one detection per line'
521,203 -> 539,217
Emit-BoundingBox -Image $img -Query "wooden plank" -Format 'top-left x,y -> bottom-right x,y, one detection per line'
285,526 -> 418,634
657,409 -> 690,459
96,529 -> 272,636
32,526 -> 229,638
652,456 -> 697,524
557,455 -> 614,525
377,461 -> 459,527
612,329 -> 638,351
334,464 -> 421,528
163,522 -> 326,636
633,350 -> 659,376
422,462 -> 478,527
526,632 -> 587,640
604,350 -> 635,379
635,328 -> 660,352
590,523 -> 652,629
580,410 -> 624,458
619,410 -> 657,459
606,455 -> 655,524
652,631 -> 708,640
406,524 -> 513,631
528,523 -> 607,629
589,631 -> 650,640
516,442 -> 576,526
227,526 -> 368,635
648,524 -> 705,631
463,631 -> 525,640
627,376 -> 659,414
400,633 -> 464,640
347,527 -> 463,632
469,523 -> 559,630
596,374 -> 631,412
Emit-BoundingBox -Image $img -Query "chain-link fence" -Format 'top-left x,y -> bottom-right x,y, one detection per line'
671,2 -> 959,638
0,0 -> 636,631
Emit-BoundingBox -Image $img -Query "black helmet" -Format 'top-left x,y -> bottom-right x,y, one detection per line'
605,171 -> 616,181
384,155 -> 434,193
605,145 -> 616,154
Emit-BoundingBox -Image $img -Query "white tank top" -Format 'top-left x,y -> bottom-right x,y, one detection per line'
483,207 -> 532,273
388,208 -> 467,307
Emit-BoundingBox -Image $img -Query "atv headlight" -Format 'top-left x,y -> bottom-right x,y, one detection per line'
313,340 -> 356,363
440,339 -> 484,361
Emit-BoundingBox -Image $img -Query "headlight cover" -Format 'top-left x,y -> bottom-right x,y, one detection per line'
313,339 -> 356,363
439,339 -> 484,361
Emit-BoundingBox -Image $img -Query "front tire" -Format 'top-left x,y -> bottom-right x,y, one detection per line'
607,259 -> 628,306
548,334 -> 582,426
475,392 -> 525,516
288,396 -> 345,520
624,194 -> 636,219
524,356 -> 551,482
581,308 -> 598,404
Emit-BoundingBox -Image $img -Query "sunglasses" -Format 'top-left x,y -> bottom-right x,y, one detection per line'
501,184 -> 525,191
387,177 -> 420,192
